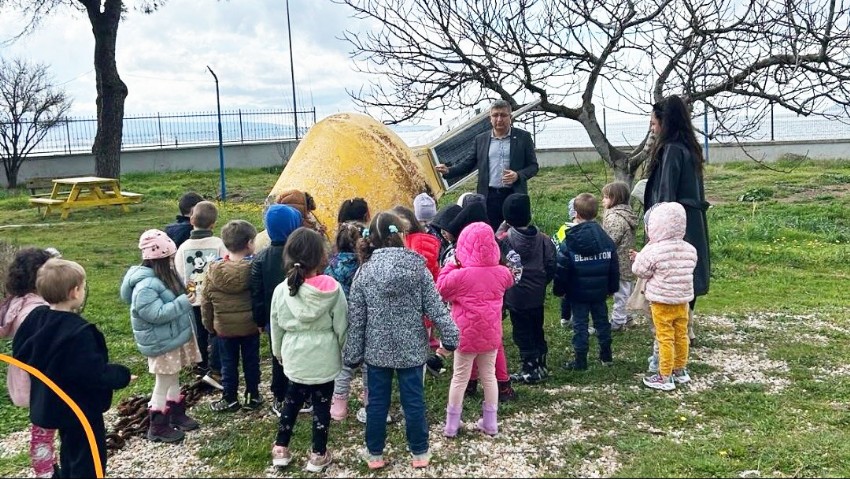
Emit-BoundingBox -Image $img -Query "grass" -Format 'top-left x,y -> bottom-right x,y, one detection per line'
0,158 -> 849,477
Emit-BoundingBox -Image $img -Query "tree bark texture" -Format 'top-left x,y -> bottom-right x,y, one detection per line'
85,0 -> 127,179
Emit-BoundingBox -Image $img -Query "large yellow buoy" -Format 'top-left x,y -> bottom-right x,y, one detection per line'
254,112 -> 444,250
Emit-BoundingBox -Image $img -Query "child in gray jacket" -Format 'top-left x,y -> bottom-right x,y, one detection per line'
343,211 -> 459,471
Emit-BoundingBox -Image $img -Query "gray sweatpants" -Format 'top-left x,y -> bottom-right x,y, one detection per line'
334,364 -> 368,397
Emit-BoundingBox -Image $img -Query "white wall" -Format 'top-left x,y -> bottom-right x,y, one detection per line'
8,140 -> 299,188
8,137 -> 848,188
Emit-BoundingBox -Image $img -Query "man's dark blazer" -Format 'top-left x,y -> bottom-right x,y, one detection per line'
444,127 -> 539,195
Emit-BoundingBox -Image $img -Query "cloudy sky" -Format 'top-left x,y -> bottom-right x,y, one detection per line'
0,0 -> 393,121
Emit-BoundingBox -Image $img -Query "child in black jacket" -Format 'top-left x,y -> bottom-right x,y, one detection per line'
553,193 -> 620,371
13,259 -> 131,478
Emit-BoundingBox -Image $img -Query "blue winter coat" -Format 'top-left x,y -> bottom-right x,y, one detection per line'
324,252 -> 359,298
553,221 -> 620,303
120,265 -> 195,357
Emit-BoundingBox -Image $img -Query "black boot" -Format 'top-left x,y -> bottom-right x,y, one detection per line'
147,409 -> 185,443
564,351 -> 588,371
599,344 -> 613,366
498,380 -> 518,402
167,395 -> 200,431
511,356 -> 544,384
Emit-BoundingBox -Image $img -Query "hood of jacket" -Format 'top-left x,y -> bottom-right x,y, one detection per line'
646,202 -> 687,242
505,225 -> 542,257
279,279 -> 341,324
208,259 -> 251,294
265,204 -> 303,243
566,221 -> 613,255
365,247 -> 426,296
0,293 -> 47,333
120,265 -> 157,303
607,204 -> 638,229
456,222 -> 500,268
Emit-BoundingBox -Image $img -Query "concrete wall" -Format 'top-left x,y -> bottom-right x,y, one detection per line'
8,140 -> 299,188
536,138 -> 850,168
8,137 -> 849,188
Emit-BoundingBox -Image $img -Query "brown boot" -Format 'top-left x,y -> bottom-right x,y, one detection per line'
147,409 -> 185,443
498,380 -> 518,402
167,395 -> 200,432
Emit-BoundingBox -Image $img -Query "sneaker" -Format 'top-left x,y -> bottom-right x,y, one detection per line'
210,398 -> 241,412
510,369 -> 544,384
356,407 -> 393,424
192,365 -> 207,378
560,317 -> 571,328
271,444 -> 292,467
243,393 -> 264,410
202,372 -> 224,391
588,325 -> 596,335
425,355 -> 445,376
361,449 -> 385,470
610,323 -> 626,332
562,361 -> 587,371
600,359 -> 614,367
647,355 -> 659,374
300,401 -> 313,414
306,450 -> 332,473
672,368 -> 691,384
643,373 -> 676,391
411,450 -> 431,469
270,398 -> 284,418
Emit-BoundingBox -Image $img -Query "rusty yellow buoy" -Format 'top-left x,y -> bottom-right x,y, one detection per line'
254,112 -> 445,250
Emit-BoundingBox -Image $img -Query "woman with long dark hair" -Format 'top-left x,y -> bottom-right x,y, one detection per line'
643,95 -> 711,345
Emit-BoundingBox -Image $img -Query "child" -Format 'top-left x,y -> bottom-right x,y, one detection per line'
14,259 -> 131,478
201,220 -> 263,412
499,194 -> 557,383
632,202 -> 697,391
601,182 -> 638,331
165,191 -> 204,248
343,211 -> 459,470
250,204 -> 303,417
337,197 -> 371,224
554,198 -> 577,329
326,220 -> 364,421
553,193 -> 619,371
174,200 -> 228,389
437,222 -> 514,437
121,229 -> 201,443
393,205 -> 443,377
270,228 -> 348,472
430,204 -> 462,266
413,193 -> 439,237
0,248 -> 57,478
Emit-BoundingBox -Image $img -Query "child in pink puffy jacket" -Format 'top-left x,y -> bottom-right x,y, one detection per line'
436,222 -> 514,437
631,202 -> 697,392
0,248 -> 59,477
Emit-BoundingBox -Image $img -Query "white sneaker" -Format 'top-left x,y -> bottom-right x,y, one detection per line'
299,404 -> 313,414
643,373 -> 675,391
560,317 -> 571,328
672,369 -> 691,384
356,407 -> 392,424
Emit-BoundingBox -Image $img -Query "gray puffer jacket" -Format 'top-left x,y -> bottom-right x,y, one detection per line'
602,204 -> 638,282
343,248 -> 459,369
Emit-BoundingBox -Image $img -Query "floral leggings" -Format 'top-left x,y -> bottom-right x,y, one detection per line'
31,425 -> 56,478
275,381 -> 334,455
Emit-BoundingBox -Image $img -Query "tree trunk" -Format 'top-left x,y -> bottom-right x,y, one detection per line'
4,158 -> 20,189
577,103 -> 634,186
87,1 -> 127,179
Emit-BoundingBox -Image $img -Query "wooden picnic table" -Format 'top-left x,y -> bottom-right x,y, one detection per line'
28,176 -> 143,220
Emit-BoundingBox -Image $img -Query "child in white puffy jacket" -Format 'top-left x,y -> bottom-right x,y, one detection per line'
631,202 -> 697,392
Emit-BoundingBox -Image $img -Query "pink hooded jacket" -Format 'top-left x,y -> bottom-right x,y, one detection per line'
632,202 -> 698,305
0,293 -> 49,407
436,222 -> 514,353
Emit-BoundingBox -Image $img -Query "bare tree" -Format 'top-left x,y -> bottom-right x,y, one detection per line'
0,58 -> 71,188
0,0 -> 170,179
339,0 -> 850,184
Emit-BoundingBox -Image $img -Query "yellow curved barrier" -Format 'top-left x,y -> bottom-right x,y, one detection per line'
255,113 -> 444,250
0,354 -> 102,478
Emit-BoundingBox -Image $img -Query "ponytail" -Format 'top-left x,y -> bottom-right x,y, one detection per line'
287,262 -> 306,296
283,228 -> 326,297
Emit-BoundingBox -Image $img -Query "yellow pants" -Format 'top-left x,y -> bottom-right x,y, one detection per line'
650,303 -> 690,377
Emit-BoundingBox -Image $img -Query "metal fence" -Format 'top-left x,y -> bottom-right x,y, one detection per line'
15,108 -> 317,155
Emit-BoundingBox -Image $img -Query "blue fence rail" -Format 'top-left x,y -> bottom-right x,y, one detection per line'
10,108 -> 317,155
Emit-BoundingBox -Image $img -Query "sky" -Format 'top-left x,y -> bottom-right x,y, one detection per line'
0,0 -> 390,121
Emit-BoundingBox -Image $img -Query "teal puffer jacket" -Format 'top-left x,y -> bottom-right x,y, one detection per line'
120,265 -> 194,357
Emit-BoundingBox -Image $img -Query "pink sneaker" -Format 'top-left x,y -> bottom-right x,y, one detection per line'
330,394 -> 348,421
271,444 -> 291,467
411,450 -> 431,468
361,449 -> 385,470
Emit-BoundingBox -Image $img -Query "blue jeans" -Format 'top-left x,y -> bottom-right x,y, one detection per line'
365,365 -> 428,456
219,334 -> 260,401
571,301 -> 612,361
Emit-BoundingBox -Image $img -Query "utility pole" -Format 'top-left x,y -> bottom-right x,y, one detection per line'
285,0 -> 299,140
207,66 -> 226,201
